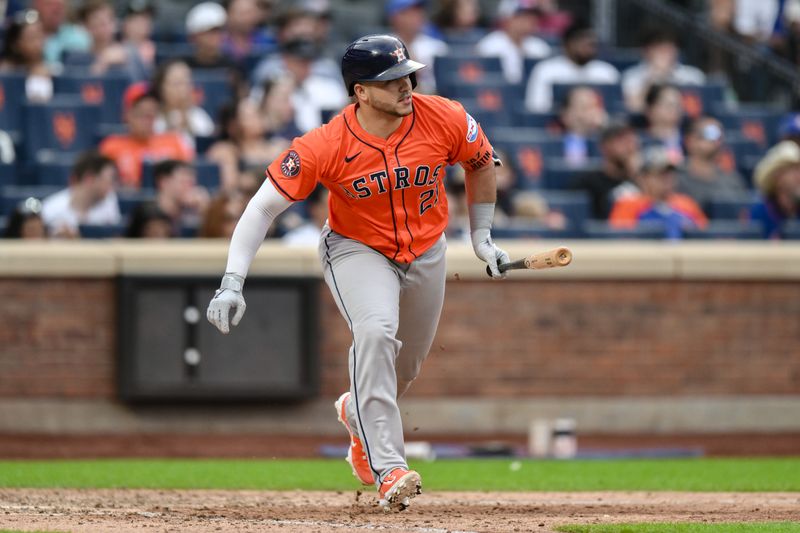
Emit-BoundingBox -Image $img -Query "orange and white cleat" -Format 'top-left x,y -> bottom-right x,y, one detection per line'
378,468 -> 422,512
334,392 -> 374,485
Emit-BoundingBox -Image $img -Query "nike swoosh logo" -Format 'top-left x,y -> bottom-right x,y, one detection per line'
344,151 -> 362,163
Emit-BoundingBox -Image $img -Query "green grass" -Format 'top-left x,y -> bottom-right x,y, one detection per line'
0,458 -> 798,491
557,523 -> 800,533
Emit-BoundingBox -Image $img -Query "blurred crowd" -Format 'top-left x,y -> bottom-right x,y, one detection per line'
1,0 -> 799,242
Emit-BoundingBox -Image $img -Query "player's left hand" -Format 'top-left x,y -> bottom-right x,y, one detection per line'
471,227 -> 510,279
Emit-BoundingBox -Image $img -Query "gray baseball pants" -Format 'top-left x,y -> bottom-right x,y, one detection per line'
319,225 -> 447,485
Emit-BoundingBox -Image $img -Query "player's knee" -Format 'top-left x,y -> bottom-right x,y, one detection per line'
354,319 -> 396,349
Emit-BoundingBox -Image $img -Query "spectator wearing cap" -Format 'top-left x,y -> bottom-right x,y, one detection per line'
34,0 -> 91,69
525,18 -> 619,112
121,0 -> 156,75
99,82 -> 194,189
558,85 -> 608,167
250,35 -> 347,132
3,198 -> 47,239
609,145 -> 707,238
676,116 -> 745,214
570,121 -> 640,219
184,2 -> 245,97
41,150 -> 122,238
476,0 -> 551,84
386,0 -> 448,94
622,28 -> 705,113
222,0 -> 276,64
750,141 -> 800,238
0,9 -> 54,102
152,58 -> 215,147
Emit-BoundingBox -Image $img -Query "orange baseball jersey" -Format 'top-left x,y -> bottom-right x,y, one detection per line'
266,94 -> 495,263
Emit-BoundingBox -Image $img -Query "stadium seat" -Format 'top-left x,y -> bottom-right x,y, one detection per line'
541,158 -> 602,190
437,78 -> 523,109
192,69 -> 235,120
0,72 -> 27,136
540,190 -> 591,231
522,56 -> 546,84
154,42 -> 194,65
583,220 -> 667,239
79,223 -> 125,239
707,192 -> 758,220
512,111 -> 561,130
61,50 -> 94,67
551,83 -> 624,113
34,151 -> 81,186
684,220 -> 763,239
716,108 -> 783,148
716,134 -> 764,181
53,72 -> 131,126
22,97 -> 101,161
0,162 -> 17,187
489,129 -> 564,188
492,220 -> 582,239
0,185 -> 60,216
433,55 -> 503,92
460,98 -> 513,128
678,82 -> 728,118
441,29 -> 488,47
598,47 -> 641,72
782,220 -> 800,239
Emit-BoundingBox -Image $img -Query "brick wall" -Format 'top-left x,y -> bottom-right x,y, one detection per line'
0,279 -> 116,398
317,280 -> 800,397
2,278 -> 799,399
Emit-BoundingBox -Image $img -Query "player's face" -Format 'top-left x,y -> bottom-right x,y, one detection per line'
359,76 -> 414,117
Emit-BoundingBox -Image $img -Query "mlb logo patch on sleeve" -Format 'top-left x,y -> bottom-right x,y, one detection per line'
280,150 -> 301,178
466,113 -> 478,143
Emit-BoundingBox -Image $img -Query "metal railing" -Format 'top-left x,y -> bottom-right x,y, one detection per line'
616,0 -> 800,107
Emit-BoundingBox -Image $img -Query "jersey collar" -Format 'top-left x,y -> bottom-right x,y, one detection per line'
345,102 -> 415,148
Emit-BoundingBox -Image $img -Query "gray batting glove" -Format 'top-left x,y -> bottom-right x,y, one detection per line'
469,203 -> 509,279
471,227 -> 510,279
207,273 -> 246,334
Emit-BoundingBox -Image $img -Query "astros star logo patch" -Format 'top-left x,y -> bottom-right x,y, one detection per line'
280,150 -> 301,178
390,47 -> 406,63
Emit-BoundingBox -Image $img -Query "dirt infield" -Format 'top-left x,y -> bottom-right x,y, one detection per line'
0,489 -> 798,533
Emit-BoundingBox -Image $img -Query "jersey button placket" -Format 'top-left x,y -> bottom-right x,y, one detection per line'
386,146 -> 408,260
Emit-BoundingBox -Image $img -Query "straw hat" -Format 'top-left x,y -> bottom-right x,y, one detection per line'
753,141 -> 800,195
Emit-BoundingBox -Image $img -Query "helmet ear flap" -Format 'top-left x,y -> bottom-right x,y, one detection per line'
409,72 -> 417,90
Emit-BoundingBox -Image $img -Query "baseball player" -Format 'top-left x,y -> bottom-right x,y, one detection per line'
207,34 -> 509,510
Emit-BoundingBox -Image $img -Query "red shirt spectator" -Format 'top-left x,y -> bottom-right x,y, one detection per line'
99,82 -> 193,188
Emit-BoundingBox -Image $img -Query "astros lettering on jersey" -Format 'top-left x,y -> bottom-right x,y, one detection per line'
266,94 -> 495,263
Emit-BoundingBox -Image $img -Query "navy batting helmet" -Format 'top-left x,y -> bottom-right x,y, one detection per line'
341,34 -> 426,96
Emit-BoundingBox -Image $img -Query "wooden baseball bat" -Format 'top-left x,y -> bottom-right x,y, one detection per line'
486,247 -> 573,277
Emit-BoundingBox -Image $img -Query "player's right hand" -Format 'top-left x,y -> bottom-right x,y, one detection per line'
207,273 -> 246,334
